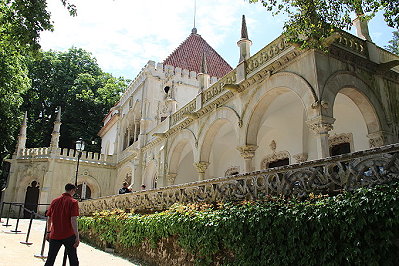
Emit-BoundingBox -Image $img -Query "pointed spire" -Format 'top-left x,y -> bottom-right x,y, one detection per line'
200,52 -> 208,74
50,106 -> 62,151
237,14 -> 252,64
15,111 -> 28,155
241,15 -> 248,40
55,106 -> 61,122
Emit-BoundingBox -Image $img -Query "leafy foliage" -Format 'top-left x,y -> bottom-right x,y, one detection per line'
79,182 -> 399,265
386,30 -> 399,55
0,0 -> 75,182
22,47 -> 129,151
249,0 -> 399,49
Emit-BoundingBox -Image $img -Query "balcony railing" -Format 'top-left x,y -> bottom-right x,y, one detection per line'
79,143 -> 399,215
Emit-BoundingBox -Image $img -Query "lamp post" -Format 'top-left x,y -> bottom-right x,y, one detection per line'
74,138 -> 85,200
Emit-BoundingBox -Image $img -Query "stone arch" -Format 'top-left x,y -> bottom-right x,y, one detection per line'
243,72 -> 316,146
321,72 -> 387,135
116,164 -> 133,192
198,107 -> 241,163
70,171 -> 101,198
142,159 -> 157,188
16,174 -> 41,205
167,129 -> 197,174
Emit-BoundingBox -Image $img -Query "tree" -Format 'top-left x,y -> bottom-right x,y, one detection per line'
0,0 -> 75,187
250,0 -> 399,49
386,30 -> 399,55
22,47 -> 129,152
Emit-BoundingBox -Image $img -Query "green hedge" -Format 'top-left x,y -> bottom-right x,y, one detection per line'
78,182 -> 399,265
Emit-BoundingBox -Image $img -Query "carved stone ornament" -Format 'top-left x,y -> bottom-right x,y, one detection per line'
261,150 -> 290,169
269,140 -> 277,152
166,173 -> 177,185
237,145 -> 258,159
293,153 -> 308,163
329,133 -> 353,148
225,166 -> 240,176
367,131 -> 385,148
79,144 -> 399,216
306,116 -> 335,134
194,161 -> 210,173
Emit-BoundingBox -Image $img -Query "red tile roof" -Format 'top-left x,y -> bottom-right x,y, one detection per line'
163,33 -> 232,78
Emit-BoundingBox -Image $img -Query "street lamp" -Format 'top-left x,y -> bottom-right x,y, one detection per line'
74,138 -> 85,200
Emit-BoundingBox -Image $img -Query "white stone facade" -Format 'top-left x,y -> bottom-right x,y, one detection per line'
3,29 -> 399,214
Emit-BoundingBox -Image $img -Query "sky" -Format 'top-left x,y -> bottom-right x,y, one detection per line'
39,0 -> 396,80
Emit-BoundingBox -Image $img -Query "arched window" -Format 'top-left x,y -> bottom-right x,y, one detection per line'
77,183 -> 92,200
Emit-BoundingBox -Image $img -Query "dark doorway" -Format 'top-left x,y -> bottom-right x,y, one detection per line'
268,158 -> 289,168
330,142 -> 351,156
24,181 -> 40,218
77,183 -> 92,200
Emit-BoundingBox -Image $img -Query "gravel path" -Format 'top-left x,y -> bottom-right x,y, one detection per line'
1,218 -> 140,266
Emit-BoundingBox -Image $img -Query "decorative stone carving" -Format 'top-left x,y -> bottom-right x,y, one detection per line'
269,140 -> 277,152
306,116 -> 335,134
225,167 -> 240,176
194,162 -> 210,173
293,153 -> 308,163
261,150 -> 290,169
329,133 -> 353,148
237,145 -> 258,159
79,144 -> 399,216
166,173 -> 177,185
368,131 -> 385,148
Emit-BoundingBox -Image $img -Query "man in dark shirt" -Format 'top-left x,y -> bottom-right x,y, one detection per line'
45,183 -> 80,266
118,181 -> 132,194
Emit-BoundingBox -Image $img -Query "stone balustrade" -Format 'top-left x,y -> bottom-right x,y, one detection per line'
334,31 -> 368,57
170,98 -> 197,126
245,35 -> 290,76
201,69 -> 237,105
17,147 -> 114,164
79,143 -> 399,216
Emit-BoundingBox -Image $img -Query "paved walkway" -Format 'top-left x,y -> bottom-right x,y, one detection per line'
0,218 -> 141,266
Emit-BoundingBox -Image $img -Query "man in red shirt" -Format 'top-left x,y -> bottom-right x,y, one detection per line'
45,183 -> 80,266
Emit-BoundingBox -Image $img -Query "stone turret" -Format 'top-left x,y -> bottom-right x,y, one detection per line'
198,52 -> 210,92
15,111 -> 28,156
353,15 -> 372,42
237,15 -> 252,64
50,106 -> 62,151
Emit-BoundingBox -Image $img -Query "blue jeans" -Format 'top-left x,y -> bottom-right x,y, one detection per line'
44,235 -> 79,266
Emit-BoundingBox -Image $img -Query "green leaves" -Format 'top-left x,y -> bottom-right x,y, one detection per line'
22,47 -> 129,151
249,0 -> 399,49
78,182 -> 399,265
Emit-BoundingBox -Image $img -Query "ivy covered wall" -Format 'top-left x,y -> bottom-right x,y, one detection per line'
79,182 -> 399,265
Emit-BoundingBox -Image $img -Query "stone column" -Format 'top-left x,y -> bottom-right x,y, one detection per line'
237,145 -> 258,172
194,161 -> 210,181
166,173 -> 177,186
306,116 -> 335,159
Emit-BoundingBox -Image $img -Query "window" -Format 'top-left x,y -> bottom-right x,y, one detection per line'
268,158 -> 289,168
330,142 -> 351,156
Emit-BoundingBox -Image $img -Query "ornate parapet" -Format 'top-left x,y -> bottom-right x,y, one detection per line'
201,70 -> 236,106
79,143 -> 399,216
170,99 -> 196,126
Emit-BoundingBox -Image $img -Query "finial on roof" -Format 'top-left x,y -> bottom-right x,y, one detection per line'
200,52 -> 208,74
55,106 -> 61,122
241,15 -> 248,39
22,111 -> 28,127
192,0 -> 197,35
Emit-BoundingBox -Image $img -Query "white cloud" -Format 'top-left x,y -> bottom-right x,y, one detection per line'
40,0 -> 394,79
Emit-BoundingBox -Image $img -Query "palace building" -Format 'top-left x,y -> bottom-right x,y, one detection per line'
3,16 -> 399,213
